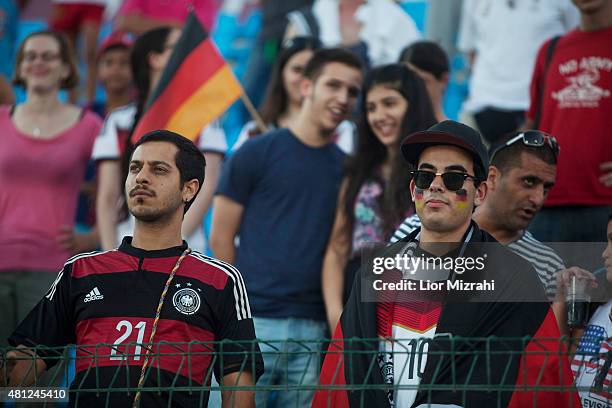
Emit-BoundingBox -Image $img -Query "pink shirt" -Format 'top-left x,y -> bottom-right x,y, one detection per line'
118,0 -> 219,31
0,106 -> 102,272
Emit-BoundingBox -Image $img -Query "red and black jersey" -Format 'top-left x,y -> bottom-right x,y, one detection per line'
9,237 -> 264,407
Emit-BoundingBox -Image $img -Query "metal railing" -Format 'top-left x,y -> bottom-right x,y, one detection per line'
0,336 -> 605,407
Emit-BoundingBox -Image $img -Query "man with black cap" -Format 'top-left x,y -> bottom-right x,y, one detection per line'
399,120 -> 488,245
313,121 -> 579,408
391,130 -> 563,298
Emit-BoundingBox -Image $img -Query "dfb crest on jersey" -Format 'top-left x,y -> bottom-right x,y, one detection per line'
172,288 -> 201,315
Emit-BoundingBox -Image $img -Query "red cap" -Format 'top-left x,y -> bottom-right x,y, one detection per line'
97,32 -> 133,60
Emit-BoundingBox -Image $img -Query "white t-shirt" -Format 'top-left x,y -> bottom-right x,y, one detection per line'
92,104 -> 227,253
378,240 -> 441,408
232,120 -> 356,154
288,0 -> 421,66
380,325 -> 437,407
458,0 -> 579,112
571,301 -> 612,408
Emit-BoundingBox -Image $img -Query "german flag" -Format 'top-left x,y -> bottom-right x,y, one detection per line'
131,12 -> 242,143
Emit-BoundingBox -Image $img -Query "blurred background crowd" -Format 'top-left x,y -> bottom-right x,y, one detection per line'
0,0 -> 611,406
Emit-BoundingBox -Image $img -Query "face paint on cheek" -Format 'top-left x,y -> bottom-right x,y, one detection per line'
454,189 -> 468,209
414,187 -> 424,209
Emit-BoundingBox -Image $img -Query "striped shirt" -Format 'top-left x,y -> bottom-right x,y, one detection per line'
391,214 -> 564,298
9,237 -> 263,407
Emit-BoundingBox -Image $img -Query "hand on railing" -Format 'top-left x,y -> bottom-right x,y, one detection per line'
1,346 -> 46,387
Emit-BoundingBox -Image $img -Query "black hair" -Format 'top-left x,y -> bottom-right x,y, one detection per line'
489,137 -> 557,174
343,64 -> 437,241
473,161 -> 486,185
302,47 -> 362,82
398,41 -> 449,80
132,130 -> 206,213
257,36 -> 321,134
129,26 -> 172,137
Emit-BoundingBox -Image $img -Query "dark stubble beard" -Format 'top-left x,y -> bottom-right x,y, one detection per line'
129,196 -> 183,223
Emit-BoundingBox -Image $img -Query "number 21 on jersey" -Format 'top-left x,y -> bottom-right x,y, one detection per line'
109,320 -> 147,361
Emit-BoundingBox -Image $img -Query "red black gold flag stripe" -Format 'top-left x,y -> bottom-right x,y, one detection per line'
131,12 -> 242,143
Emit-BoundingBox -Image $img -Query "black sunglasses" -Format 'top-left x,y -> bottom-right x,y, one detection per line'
411,170 -> 477,191
490,131 -> 560,162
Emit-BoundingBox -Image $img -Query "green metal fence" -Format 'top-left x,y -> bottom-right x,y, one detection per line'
0,337 -> 604,407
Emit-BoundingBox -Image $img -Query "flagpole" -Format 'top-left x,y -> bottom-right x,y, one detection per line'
240,93 -> 268,134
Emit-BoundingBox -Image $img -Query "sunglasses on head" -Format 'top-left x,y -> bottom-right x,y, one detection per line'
282,36 -> 322,52
490,130 -> 560,162
411,170 -> 477,191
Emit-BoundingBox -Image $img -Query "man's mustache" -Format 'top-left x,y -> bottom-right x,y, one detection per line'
129,186 -> 155,197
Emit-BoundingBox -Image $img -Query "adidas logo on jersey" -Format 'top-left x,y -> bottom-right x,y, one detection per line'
84,287 -> 104,303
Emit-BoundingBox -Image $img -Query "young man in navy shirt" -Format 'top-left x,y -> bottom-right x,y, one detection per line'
211,48 -> 363,407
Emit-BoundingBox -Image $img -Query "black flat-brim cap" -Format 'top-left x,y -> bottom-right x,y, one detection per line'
401,120 -> 488,177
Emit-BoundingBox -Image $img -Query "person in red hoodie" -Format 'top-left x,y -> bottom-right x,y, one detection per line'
525,0 -> 612,243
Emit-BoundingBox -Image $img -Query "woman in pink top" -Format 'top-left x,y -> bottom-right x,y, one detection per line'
0,30 -> 101,345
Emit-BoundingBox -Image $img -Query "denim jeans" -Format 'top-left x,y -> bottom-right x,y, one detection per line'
253,317 -> 326,408
528,205 -> 611,243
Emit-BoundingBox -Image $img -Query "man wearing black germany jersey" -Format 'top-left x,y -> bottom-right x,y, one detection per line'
3,130 -> 263,407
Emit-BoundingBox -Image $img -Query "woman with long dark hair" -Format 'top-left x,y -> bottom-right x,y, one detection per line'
260,36 -> 321,129
322,64 -> 437,330
0,30 -> 102,341
234,36 -> 354,153
94,26 -> 226,253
